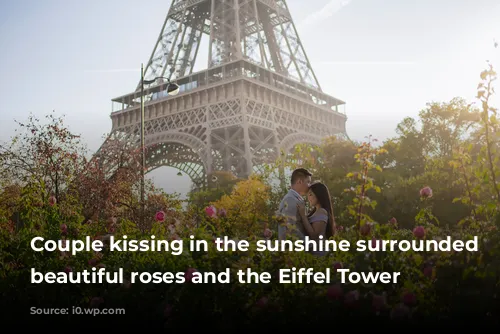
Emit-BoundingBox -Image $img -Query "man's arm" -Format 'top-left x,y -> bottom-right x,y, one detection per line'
282,196 -> 298,225
278,196 -> 301,240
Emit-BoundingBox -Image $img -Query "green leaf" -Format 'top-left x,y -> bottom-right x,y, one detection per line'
487,202 -> 497,212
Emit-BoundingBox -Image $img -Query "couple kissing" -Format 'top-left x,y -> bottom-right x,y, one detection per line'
277,168 -> 336,256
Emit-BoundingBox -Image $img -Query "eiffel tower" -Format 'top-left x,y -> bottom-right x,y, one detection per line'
108,0 -> 347,187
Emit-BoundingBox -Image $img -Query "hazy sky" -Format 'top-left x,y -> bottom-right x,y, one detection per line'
1,0 -> 500,196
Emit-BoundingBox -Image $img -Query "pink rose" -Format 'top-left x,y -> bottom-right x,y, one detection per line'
155,210 -> 165,222
402,291 -> 417,306
205,205 -> 217,218
423,266 -> 433,278
48,196 -> 57,206
333,262 -> 343,271
360,223 -> 372,236
327,284 -> 343,300
371,237 -> 380,249
419,186 -> 433,198
185,267 -> 198,283
413,226 -> 425,239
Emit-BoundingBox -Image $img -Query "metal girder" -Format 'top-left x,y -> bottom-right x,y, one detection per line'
146,141 -> 206,185
103,1 -> 347,187
141,0 -> 322,90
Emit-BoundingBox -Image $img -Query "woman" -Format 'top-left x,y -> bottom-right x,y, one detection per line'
297,181 -> 336,246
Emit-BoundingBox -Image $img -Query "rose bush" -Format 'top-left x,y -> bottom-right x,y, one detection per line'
1,172 -> 499,329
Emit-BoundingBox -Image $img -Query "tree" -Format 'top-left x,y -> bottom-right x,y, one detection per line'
391,117 -> 426,177
419,97 -> 480,158
188,171 -> 242,209
73,133 -> 143,222
0,112 -> 86,205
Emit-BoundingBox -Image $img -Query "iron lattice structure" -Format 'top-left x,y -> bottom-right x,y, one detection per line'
106,0 -> 348,187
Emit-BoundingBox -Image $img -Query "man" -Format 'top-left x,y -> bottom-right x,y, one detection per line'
277,168 -> 312,241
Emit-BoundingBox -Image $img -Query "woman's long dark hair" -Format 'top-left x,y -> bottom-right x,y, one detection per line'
307,182 -> 336,238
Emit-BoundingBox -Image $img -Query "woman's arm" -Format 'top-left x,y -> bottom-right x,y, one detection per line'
297,204 -> 326,240
310,221 -> 326,240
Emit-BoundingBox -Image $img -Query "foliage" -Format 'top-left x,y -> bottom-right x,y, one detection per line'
187,171 -> 242,209
0,112 -> 86,202
210,176 -> 270,238
344,135 -> 386,231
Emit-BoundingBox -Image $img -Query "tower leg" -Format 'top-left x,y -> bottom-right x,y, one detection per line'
224,128 -> 231,171
241,95 -> 253,177
242,122 -> 253,177
206,130 -> 213,175
279,151 -> 286,191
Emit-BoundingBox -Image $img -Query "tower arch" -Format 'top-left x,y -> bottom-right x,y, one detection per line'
145,132 -> 208,186
280,133 -> 322,154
